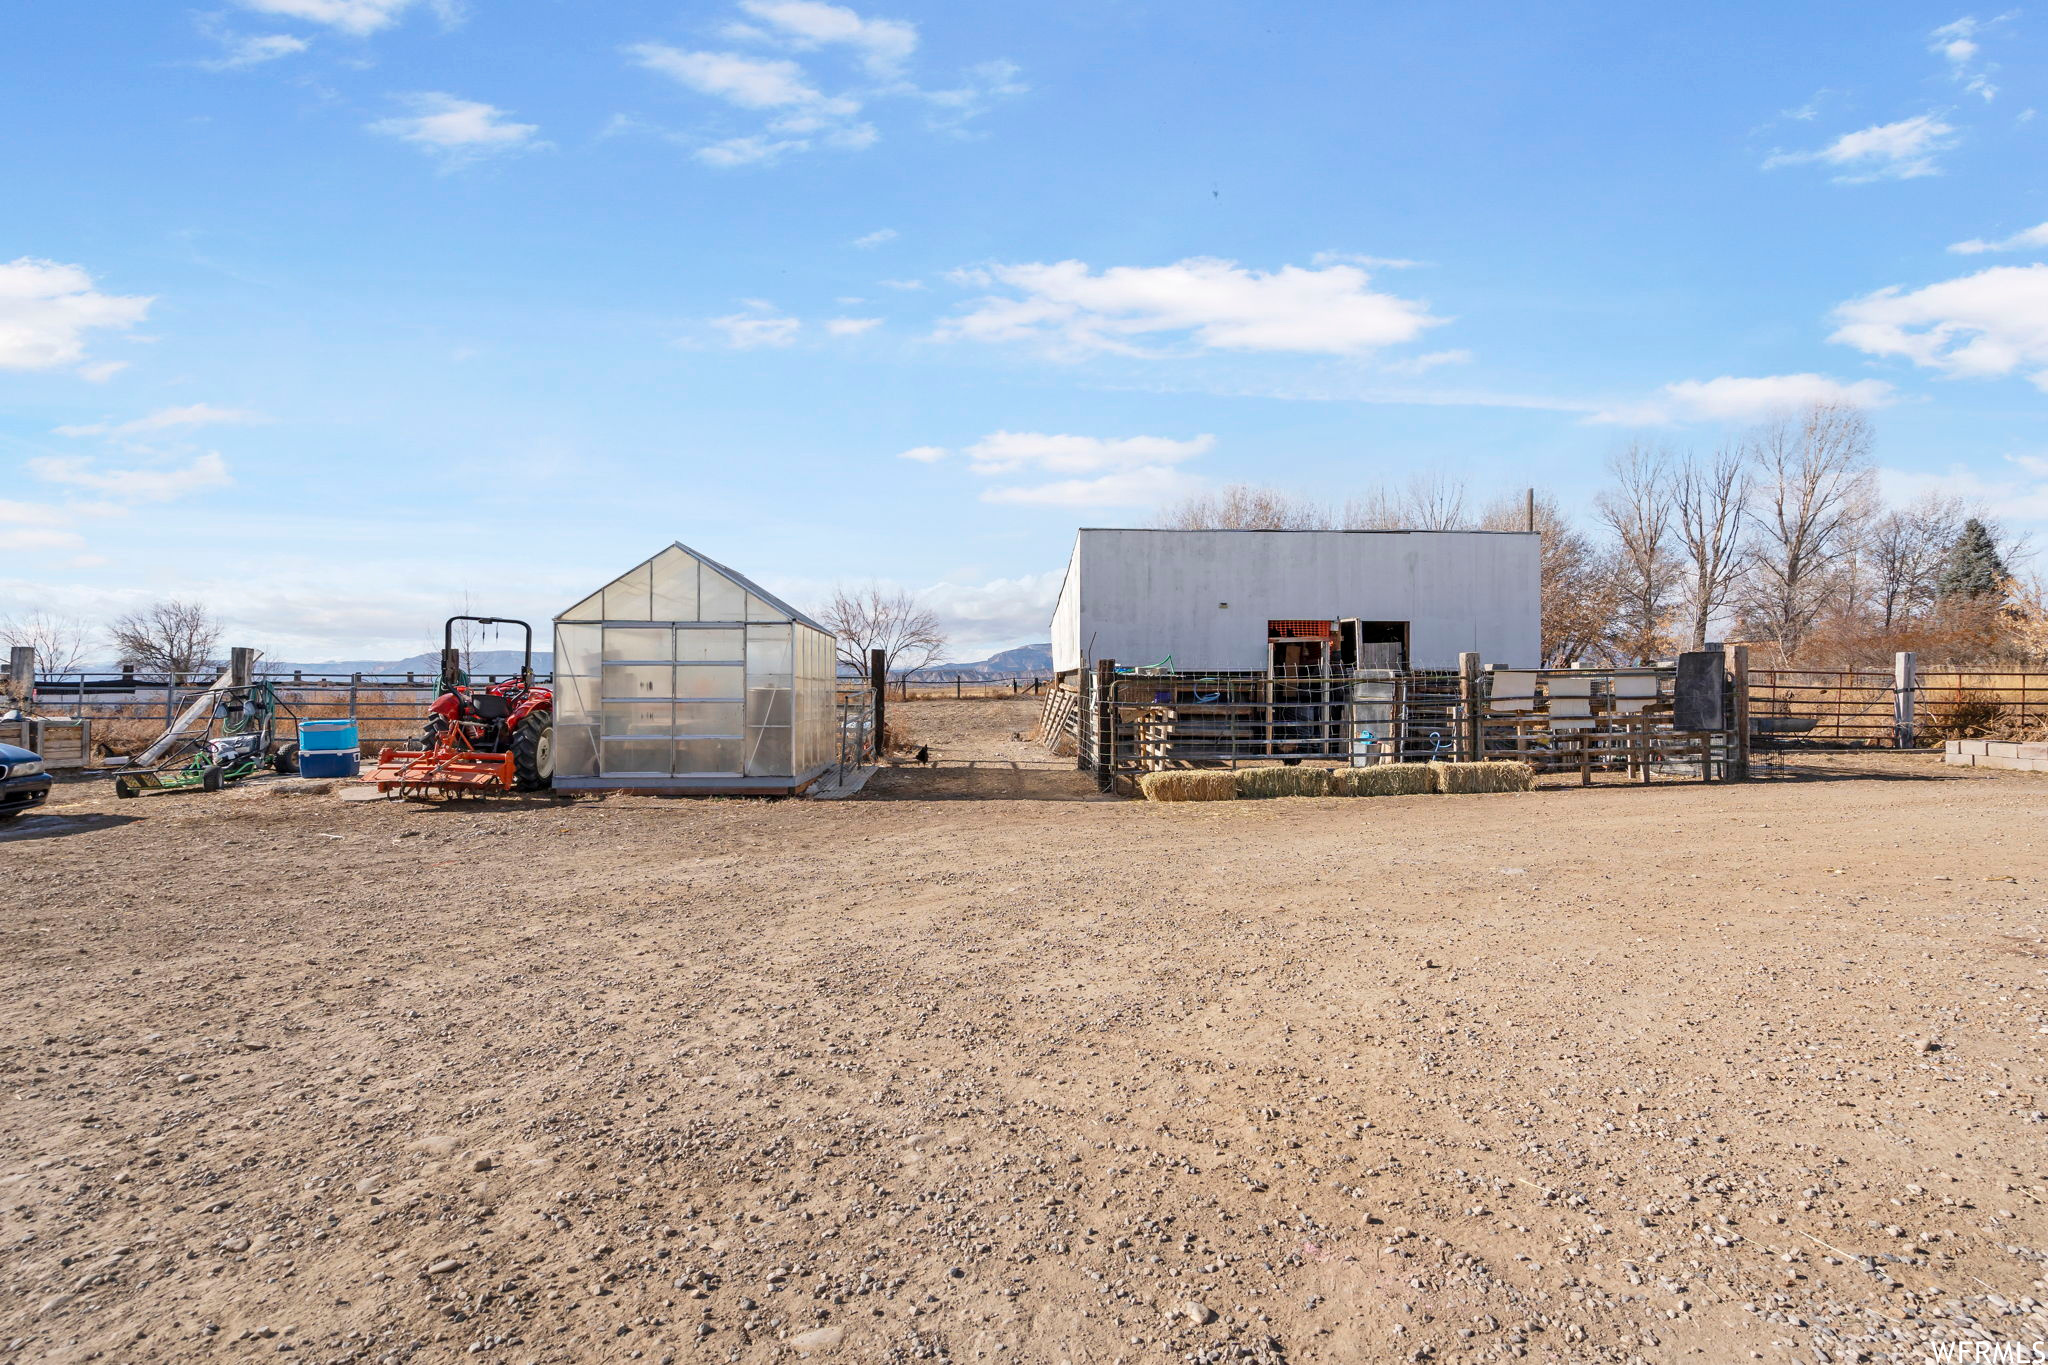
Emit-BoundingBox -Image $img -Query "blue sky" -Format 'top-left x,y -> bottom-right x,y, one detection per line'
3,0 -> 2046,661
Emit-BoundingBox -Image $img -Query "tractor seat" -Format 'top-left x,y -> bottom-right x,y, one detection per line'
466,692 -> 512,721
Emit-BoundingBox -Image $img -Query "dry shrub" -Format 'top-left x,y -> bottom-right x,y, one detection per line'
1328,763 -> 1435,797
1922,689 -> 2011,742
1235,765 -> 1332,799
1138,770 -> 1238,802
1429,760 -> 1535,794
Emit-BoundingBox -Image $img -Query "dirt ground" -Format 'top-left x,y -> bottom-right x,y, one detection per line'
3,698 -> 2046,1365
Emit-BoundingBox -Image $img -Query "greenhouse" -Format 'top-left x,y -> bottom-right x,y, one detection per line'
551,543 -> 840,794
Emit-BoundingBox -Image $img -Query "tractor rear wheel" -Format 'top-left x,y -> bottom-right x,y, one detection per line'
512,710 -> 553,791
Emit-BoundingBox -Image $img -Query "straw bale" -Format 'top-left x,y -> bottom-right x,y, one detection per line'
1138,770 -> 1239,802
1234,765 -> 1332,799
1428,759 -> 1535,794
1328,763 -> 1436,797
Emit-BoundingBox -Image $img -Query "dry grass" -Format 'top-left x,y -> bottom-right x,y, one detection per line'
1137,770 -> 1239,802
1234,765 -> 1332,800
1328,763 -> 1436,797
1430,759 -> 1536,794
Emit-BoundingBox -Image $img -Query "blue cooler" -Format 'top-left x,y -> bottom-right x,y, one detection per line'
297,720 -> 361,779
299,750 -> 360,778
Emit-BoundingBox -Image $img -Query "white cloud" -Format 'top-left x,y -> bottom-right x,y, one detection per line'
1830,264 -> 2048,388
0,527 -> 87,552
56,404 -> 263,439
234,0 -> 432,35
1949,221 -> 2048,255
1931,14 -> 2011,100
903,431 -> 1215,508
628,6 -> 1017,166
29,452 -> 233,502
368,94 -> 542,165
980,467 -> 1205,509
200,32 -> 310,69
710,303 -> 801,348
936,256 -> 1444,358
879,277 -> 925,291
1880,454 -> 2048,522
961,431 -> 1214,474
736,0 -> 917,75
1762,114 -> 1958,182
629,46 -> 843,111
825,317 -> 881,336
1384,348 -> 1472,375
77,361 -> 129,384
0,258 -> 153,374
1592,373 -> 1898,425
852,228 -> 898,249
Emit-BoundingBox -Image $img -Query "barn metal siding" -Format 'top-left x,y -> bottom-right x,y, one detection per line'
1050,529 -> 1540,671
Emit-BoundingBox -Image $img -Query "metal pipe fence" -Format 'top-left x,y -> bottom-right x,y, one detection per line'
1073,663 -> 1736,792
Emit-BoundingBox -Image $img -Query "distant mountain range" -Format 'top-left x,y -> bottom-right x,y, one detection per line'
248,642 -> 1055,679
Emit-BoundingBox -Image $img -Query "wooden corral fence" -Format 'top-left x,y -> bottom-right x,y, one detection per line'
1057,652 -> 1745,793
19,671 -> 540,760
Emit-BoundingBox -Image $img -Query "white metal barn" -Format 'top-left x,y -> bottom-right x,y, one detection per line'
1049,528 -> 1542,674
552,543 -> 838,794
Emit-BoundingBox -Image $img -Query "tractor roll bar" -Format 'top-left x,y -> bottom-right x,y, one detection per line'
440,616 -> 535,689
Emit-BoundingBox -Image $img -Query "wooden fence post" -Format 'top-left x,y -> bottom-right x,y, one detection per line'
869,648 -> 887,759
1458,652 -> 1482,761
6,645 -> 33,713
229,647 -> 255,689
1893,651 -> 1916,750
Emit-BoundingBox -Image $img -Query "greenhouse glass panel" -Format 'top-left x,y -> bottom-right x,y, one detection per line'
602,738 -> 672,775
745,625 -> 792,677
675,702 -> 743,736
745,684 -> 792,729
676,664 -> 743,700
555,725 -> 598,777
553,673 -> 599,725
648,547 -> 700,621
561,591 -> 603,622
602,664 -> 671,698
602,700 -> 672,736
603,628 -> 671,662
699,570 -> 744,621
677,627 -> 745,662
603,562 -> 652,619
745,726 -> 790,777
556,624 -> 602,678
677,736 -> 742,774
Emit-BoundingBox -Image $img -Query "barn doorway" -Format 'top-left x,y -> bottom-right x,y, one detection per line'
1338,619 -> 1409,671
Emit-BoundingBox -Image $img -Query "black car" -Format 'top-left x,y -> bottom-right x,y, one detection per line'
0,742 -> 52,821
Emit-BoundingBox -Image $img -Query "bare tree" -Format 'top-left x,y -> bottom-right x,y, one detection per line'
820,585 -> 948,679
1344,473 -> 1472,530
1670,443 -> 1750,652
108,599 -> 222,680
1482,490 -> 1615,665
1866,492 -> 1969,630
0,609 -> 96,676
1156,484 -> 1331,530
1595,444 -> 1681,663
1736,404 -> 1877,662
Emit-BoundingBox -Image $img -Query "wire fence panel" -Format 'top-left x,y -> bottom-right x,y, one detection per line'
1079,665 -> 1734,790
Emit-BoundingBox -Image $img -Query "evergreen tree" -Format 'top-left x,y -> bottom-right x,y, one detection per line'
1935,518 -> 2009,600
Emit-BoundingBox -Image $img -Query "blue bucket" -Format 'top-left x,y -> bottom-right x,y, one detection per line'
298,719 -> 360,753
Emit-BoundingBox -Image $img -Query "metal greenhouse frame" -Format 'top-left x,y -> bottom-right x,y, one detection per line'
551,543 -> 838,795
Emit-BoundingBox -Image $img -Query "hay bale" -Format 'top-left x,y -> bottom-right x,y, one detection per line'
1328,763 -> 1436,797
1138,770 -> 1238,802
1429,759 -> 1535,794
1233,765 -> 1332,800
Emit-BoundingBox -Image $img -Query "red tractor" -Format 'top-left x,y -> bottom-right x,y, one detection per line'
366,616 -> 553,795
